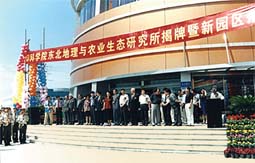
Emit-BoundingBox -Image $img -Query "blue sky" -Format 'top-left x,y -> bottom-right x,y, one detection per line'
0,0 -> 76,104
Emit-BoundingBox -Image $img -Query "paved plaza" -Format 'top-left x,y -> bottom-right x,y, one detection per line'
0,142 -> 254,163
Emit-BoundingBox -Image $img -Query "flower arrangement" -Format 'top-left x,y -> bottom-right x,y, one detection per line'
225,95 -> 255,158
225,113 -> 255,158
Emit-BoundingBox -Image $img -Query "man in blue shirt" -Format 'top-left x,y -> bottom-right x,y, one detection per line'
43,96 -> 53,125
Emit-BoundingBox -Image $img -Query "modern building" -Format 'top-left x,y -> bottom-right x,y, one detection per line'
47,88 -> 69,100
70,0 -> 255,100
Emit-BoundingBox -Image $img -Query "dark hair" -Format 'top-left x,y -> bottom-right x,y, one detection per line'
121,89 -> 125,91
165,88 -> 171,94
163,88 -> 168,91
153,88 -> 160,93
96,91 -> 101,95
113,89 -> 118,92
56,96 -> 60,98
90,91 -> 95,94
46,96 -> 50,98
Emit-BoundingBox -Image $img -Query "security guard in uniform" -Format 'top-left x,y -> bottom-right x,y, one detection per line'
17,108 -> 29,144
2,107 -> 12,146
12,108 -> 19,143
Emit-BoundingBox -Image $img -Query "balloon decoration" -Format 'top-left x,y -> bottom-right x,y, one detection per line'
38,63 -> 48,104
13,45 -> 48,108
28,63 -> 37,96
30,96 -> 38,107
38,63 -> 47,86
22,87 -> 30,108
12,44 -> 28,107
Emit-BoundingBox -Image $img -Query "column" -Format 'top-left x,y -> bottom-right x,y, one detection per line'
95,0 -> 100,16
73,87 -> 78,98
180,72 -> 191,90
91,82 -> 97,92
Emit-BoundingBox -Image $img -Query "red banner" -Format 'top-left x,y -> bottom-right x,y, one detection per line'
25,3 -> 255,64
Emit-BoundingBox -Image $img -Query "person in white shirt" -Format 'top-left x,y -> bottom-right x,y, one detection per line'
43,96 -> 53,125
139,89 -> 150,126
12,108 -> 19,143
210,88 -> 224,100
17,108 -> 29,144
2,107 -> 12,146
119,89 -> 129,126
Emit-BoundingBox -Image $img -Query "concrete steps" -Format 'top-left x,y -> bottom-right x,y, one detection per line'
27,125 -> 227,155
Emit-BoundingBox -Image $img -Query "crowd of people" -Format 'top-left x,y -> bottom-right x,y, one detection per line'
0,107 -> 29,146
43,87 -> 224,127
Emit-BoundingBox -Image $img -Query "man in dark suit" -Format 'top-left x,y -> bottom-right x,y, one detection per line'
68,94 -> 77,125
95,91 -> 103,125
77,94 -> 85,125
129,88 -> 140,126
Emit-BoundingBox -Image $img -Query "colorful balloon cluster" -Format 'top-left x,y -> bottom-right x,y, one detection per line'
13,72 -> 25,105
12,45 -> 28,107
38,63 -> 48,104
22,88 -> 30,108
38,63 -> 47,87
30,96 -> 38,107
28,64 -> 37,96
39,86 -> 48,103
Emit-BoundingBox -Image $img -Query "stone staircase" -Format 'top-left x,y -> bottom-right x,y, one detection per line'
27,125 -> 227,155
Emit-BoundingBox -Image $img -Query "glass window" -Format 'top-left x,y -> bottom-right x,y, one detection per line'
100,0 -> 136,13
120,0 -> 136,6
80,0 -> 96,24
80,0 -> 137,24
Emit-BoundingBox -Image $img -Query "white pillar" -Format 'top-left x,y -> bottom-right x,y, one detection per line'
180,72 -> 191,90
91,82 -> 97,92
95,0 -> 100,16
73,87 -> 78,98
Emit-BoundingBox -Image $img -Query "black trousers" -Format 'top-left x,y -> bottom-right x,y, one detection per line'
173,104 -> 182,125
130,109 -> 138,125
163,105 -> 172,126
13,122 -> 19,142
90,106 -> 96,125
0,124 -> 3,144
140,104 -> 149,125
95,110 -> 102,125
19,124 -> 27,144
78,110 -> 84,124
120,105 -> 128,125
113,108 -> 121,125
56,107 -> 63,125
193,105 -> 201,123
68,110 -> 74,124
3,124 -> 11,146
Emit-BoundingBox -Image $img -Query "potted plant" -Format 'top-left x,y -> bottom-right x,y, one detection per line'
229,95 -> 255,114
224,147 -> 231,158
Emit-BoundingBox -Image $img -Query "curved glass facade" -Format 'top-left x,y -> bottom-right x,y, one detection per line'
79,0 -> 137,24
80,0 -> 96,24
